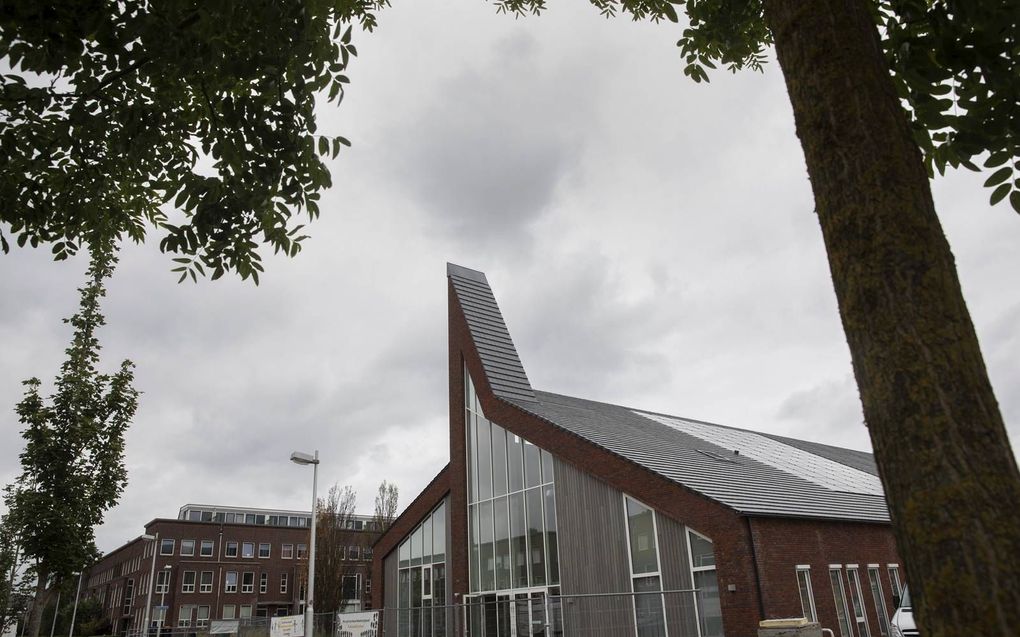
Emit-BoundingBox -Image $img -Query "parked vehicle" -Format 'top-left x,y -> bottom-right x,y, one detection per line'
890,586 -> 918,637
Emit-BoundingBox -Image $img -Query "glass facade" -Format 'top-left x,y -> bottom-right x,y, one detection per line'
397,502 -> 447,637
465,371 -> 560,594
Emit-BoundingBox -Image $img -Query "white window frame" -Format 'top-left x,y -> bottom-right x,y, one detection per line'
200,571 -> 214,594
297,543 -> 308,559
622,494 -> 669,637
160,539 -> 175,556
242,572 -> 255,594
846,565 -> 871,637
182,571 -> 196,594
281,544 -> 294,559
829,566 -> 854,637
687,528 -> 720,637
242,542 -> 255,559
280,573 -> 288,594
796,566 -> 817,623
225,571 -> 238,593
181,540 -> 196,557
196,606 -> 210,628
225,541 -> 238,558
260,572 -> 268,594
200,540 -> 215,557
222,605 -> 236,620
258,543 -> 271,559
178,605 -> 194,627
887,565 -> 902,601
155,570 -> 170,594
867,565 -> 891,637
239,605 -> 252,619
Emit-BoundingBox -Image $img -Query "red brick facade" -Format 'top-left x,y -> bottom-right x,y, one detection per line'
370,275 -> 902,637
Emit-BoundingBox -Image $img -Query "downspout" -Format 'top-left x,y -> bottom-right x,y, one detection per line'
745,517 -> 767,620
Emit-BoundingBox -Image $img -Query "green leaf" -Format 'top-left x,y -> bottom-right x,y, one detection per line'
989,183 -> 1010,206
1010,190 -> 1020,214
983,167 -> 1011,188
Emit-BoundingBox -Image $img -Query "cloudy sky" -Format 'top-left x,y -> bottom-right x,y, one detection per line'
2,1 -> 1018,555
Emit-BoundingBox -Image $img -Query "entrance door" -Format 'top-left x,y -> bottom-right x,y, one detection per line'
513,592 -> 546,637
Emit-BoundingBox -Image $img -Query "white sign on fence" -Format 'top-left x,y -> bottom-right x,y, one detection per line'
336,611 -> 379,637
270,615 -> 305,637
209,620 -> 240,635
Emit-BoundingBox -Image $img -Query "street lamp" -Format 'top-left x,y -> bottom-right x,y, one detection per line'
140,533 -> 159,635
68,572 -> 83,637
290,450 -> 319,637
156,566 -> 171,637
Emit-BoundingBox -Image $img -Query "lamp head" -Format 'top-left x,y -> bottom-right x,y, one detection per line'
290,451 -> 319,465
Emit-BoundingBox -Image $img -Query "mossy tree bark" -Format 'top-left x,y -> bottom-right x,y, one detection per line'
761,0 -> 1020,635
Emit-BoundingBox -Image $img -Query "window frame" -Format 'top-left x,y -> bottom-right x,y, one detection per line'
180,539 -> 196,557
846,565 -> 872,637
622,494 -> 669,637
225,571 -> 238,593
200,540 -> 215,557
160,539 -> 175,556
796,566 -> 818,623
200,571 -> 214,594
260,572 -> 268,594
280,573 -> 288,594
296,543 -> 308,559
242,572 -> 255,594
225,541 -> 238,558
829,565 -> 854,637
241,542 -> 255,559
867,565 -> 891,637
281,544 -> 294,559
258,543 -> 271,559
181,571 -> 196,594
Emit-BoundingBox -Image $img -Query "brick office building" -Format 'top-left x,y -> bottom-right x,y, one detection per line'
85,505 -> 378,636
370,265 -> 905,637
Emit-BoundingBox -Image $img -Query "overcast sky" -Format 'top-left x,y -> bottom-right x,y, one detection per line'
2,1 -> 1018,555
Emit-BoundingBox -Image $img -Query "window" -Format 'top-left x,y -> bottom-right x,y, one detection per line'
242,542 -> 255,558
281,544 -> 294,559
363,546 -> 374,560
153,606 -> 167,627
348,545 -> 361,561
200,540 -> 215,557
280,573 -> 288,594
156,570 -> 171,594
846,566 -> 871,637
181,540 -> 196,557
260,573 -> 268,594
178,605 -> 195,627
225,541 -> 238,558
242,572 -> 255,593
225,571 -> 238,593
122,578 -> 134,615
797,567 -> 818,623
688,529 -> 723,637
239,605 -> 252,619
887,565 -> 902,602
200,571 -> 214,593
222,605 -> 236,620
182,571 -> 196,593
830,567 -> 853,637
868,566 -> 891,637
623,496 -> 666,637
258,543 -> 271,558
160,539 -> 175,555
396,502 -> 448,637
196,606 -> 210,628
342,575 -> 358,601
296,544 -> 308,559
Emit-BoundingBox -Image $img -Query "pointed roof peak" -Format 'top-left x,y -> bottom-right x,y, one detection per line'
447,263 -> 536,403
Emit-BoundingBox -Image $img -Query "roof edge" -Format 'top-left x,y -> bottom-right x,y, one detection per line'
447,263 -> 488,284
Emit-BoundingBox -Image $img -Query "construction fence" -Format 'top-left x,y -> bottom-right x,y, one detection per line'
126,589 -> 715,637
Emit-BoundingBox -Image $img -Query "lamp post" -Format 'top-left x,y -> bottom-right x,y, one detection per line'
156,565 -> 171,637
141,533 -> 159,635
290,450 -> 319,637
68,572 -> 83,637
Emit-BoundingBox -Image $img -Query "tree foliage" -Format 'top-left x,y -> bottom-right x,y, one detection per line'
0,515 -> 31,637
373,480 -> 399,533
314,483 -> 359,614
0,0 -> 385,283
3,242 -> 138,637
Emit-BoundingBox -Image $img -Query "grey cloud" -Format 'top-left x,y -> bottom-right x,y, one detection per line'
775,375 -> 871,451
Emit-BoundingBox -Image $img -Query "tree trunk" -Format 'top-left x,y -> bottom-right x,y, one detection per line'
26,573 -> 50,637
760,0 -> 1020,635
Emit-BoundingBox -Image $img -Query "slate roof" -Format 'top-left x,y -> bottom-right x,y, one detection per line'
447,264 -> 891,524
448,263 -> 536,403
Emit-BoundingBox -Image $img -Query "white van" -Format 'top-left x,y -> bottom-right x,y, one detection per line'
889,586 -> 918,637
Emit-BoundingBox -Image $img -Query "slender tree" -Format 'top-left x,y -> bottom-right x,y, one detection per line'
0,514 -> 30,637
313,484 -> 359,614
372,481 -> 399,533
3,243 -> 138,637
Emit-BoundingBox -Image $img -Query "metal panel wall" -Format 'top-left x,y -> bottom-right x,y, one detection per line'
554,457 -> 636,636
384,551 -> 398,636
657,512 -> 700,637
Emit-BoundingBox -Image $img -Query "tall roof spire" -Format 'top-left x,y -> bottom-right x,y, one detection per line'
447,263 -> 536,403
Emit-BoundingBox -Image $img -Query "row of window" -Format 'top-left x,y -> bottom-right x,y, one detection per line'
397,506 -> 448,637
797,563 -> 902,637
159,539 -> 316,559
182,508 -> 312,528
158,569 -> 291,595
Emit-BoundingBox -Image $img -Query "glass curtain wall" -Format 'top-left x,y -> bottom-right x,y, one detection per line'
397,503 -> 447,637
465,371 -> 560,593
687,531 -> 722,637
